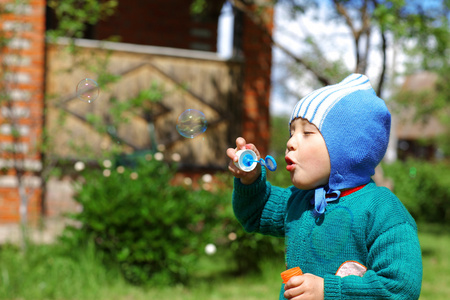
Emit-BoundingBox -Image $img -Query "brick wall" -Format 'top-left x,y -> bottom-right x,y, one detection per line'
0,0 -> 45,223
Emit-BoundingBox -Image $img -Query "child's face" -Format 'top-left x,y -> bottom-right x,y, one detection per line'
285,118 -> 331,190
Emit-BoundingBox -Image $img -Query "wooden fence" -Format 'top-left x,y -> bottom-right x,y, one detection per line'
45,38 -> 244,171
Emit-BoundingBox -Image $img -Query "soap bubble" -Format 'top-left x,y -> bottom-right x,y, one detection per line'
176,109 -> 207,138
76,78 -> 100,103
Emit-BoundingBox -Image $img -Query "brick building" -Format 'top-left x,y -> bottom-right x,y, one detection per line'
0,0 -> 273,223
0,0 -> 46,223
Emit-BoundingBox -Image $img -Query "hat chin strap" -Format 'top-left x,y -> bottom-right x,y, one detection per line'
312,185 -> 341,215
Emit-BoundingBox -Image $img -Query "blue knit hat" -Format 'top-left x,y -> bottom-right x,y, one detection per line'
289,74 -> 391,214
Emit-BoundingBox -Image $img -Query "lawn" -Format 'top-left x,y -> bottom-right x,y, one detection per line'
0,223 -> 448,300
417,223 -> 450,300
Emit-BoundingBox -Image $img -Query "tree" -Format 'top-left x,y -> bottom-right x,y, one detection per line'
194,0 -> 449,156
228,0 -> 450,98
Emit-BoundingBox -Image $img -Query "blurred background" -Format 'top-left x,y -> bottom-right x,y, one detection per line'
0,0 -> 448,299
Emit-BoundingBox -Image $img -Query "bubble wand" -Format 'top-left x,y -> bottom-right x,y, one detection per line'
234,149 -> 277,172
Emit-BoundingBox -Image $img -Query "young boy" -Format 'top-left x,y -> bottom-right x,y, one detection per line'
227,74 -> 422,299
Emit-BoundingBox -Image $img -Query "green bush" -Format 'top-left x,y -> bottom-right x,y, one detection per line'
61,157 -> 285,285
382,159 -> 450,224
62,157 -> 220,285
207,180 -> 285,275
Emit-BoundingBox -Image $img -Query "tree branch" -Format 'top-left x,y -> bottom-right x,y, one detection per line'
332,0 -> 358,39
332,0 -> 362,71
333,0 -> 373,74
377,30 -> 387,97
371,0 -> 387,97
359,26 -> 371,74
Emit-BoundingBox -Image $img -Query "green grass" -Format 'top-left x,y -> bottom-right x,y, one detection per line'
0,242 -> 134,300
0,224 -> 448,300
417,223 -> 450,300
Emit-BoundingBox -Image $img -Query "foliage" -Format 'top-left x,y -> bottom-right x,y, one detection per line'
418,223 -> 450,300
1,223 -> 450,299
61,158 -> 284,285
267,115 -> 294,187
0,242 -> 130,300
62,157 -> 215,285
209,174 -> 285,274
221,224 -> 284,274
382,159 -> 450,224
47,0 -> 118,40
233,0 -> 450,132
190,0 -> 207,15
269,115 -> 289,159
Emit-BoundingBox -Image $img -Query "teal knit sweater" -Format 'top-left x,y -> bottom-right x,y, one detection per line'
233,168 -> 423,299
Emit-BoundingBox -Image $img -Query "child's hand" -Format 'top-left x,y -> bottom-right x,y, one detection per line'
226,137 -> 262,185
283,274 -> 324,300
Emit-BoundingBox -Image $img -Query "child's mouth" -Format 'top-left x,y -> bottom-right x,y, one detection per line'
285,156 -> 295,171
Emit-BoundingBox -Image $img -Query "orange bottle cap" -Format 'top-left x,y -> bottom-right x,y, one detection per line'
281,267 -> 303,284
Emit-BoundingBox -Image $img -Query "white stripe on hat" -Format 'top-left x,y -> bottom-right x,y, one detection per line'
301,75 -> 363,122
290,75 -> 358,124
313,76 -> 372,129
290,74 -> 372,130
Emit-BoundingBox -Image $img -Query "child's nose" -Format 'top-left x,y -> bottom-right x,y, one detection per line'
286,137 -> 295,151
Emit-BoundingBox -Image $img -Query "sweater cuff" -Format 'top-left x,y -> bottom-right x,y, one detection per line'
324,274 -> 341,299
233,167 -> 267,196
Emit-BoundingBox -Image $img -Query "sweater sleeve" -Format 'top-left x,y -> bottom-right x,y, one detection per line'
232,167 -> 291,237
324,222 -> 422,299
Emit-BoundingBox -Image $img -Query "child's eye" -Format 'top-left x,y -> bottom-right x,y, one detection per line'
304,131 -> 313,135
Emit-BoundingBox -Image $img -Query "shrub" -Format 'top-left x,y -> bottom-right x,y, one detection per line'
61,157 -> 286,285
62,156 -> 220,285
207,181 -> 285,275
382,159 -> 450,224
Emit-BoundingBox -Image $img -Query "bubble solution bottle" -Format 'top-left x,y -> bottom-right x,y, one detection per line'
234,149 -> 277,172
281,267 -> 303,284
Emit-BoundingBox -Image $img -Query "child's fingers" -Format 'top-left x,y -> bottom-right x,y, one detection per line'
284,274 -> 324,300
228,159 -> 249,179
283,276 -> 305,299
245,143 -> 261,158
228,161 -> 241,175
284,275 -> 304,290
236,137 -> 247,149
226,147 -> 239,162
226,146 -> 244,177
